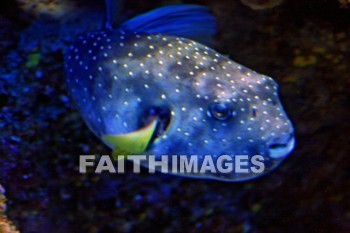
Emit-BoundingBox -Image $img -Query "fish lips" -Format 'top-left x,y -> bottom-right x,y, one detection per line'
267,133 -> 295,159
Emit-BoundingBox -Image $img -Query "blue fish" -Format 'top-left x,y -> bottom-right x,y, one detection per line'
65,2 -> 295,181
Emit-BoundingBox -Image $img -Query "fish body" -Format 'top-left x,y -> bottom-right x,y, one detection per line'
65,4 -> 295,181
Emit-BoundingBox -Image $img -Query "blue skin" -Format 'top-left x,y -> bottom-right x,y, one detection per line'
65,2 -> 295,181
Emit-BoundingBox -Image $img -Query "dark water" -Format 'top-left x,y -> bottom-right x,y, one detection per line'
0,0 -> 349,232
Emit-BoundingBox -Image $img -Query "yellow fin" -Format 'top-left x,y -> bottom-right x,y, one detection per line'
103,119 -> 158,158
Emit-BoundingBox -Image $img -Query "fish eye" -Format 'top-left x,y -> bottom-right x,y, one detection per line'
208,102 -> 232,121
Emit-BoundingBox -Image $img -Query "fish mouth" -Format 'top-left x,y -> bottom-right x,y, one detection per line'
140,106 -> 172,145
267,133 -> 295,159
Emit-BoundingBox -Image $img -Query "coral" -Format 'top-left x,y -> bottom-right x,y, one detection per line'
0,185 -> 19,233
240,0 -> 283,10
339,0 -> 350,8
17,0 -> 75,18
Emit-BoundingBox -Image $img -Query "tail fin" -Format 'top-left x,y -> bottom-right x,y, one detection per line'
120,4 -> 216,45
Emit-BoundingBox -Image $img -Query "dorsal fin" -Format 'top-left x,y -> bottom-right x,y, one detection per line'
120,4 -> 216,46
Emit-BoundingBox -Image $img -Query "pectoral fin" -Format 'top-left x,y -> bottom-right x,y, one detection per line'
102,119 -> 158,160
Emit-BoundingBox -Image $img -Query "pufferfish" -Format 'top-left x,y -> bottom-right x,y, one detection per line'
65,3 -> 295,181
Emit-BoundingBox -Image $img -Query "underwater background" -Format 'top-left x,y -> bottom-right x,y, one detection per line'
0,0 -> 349,232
